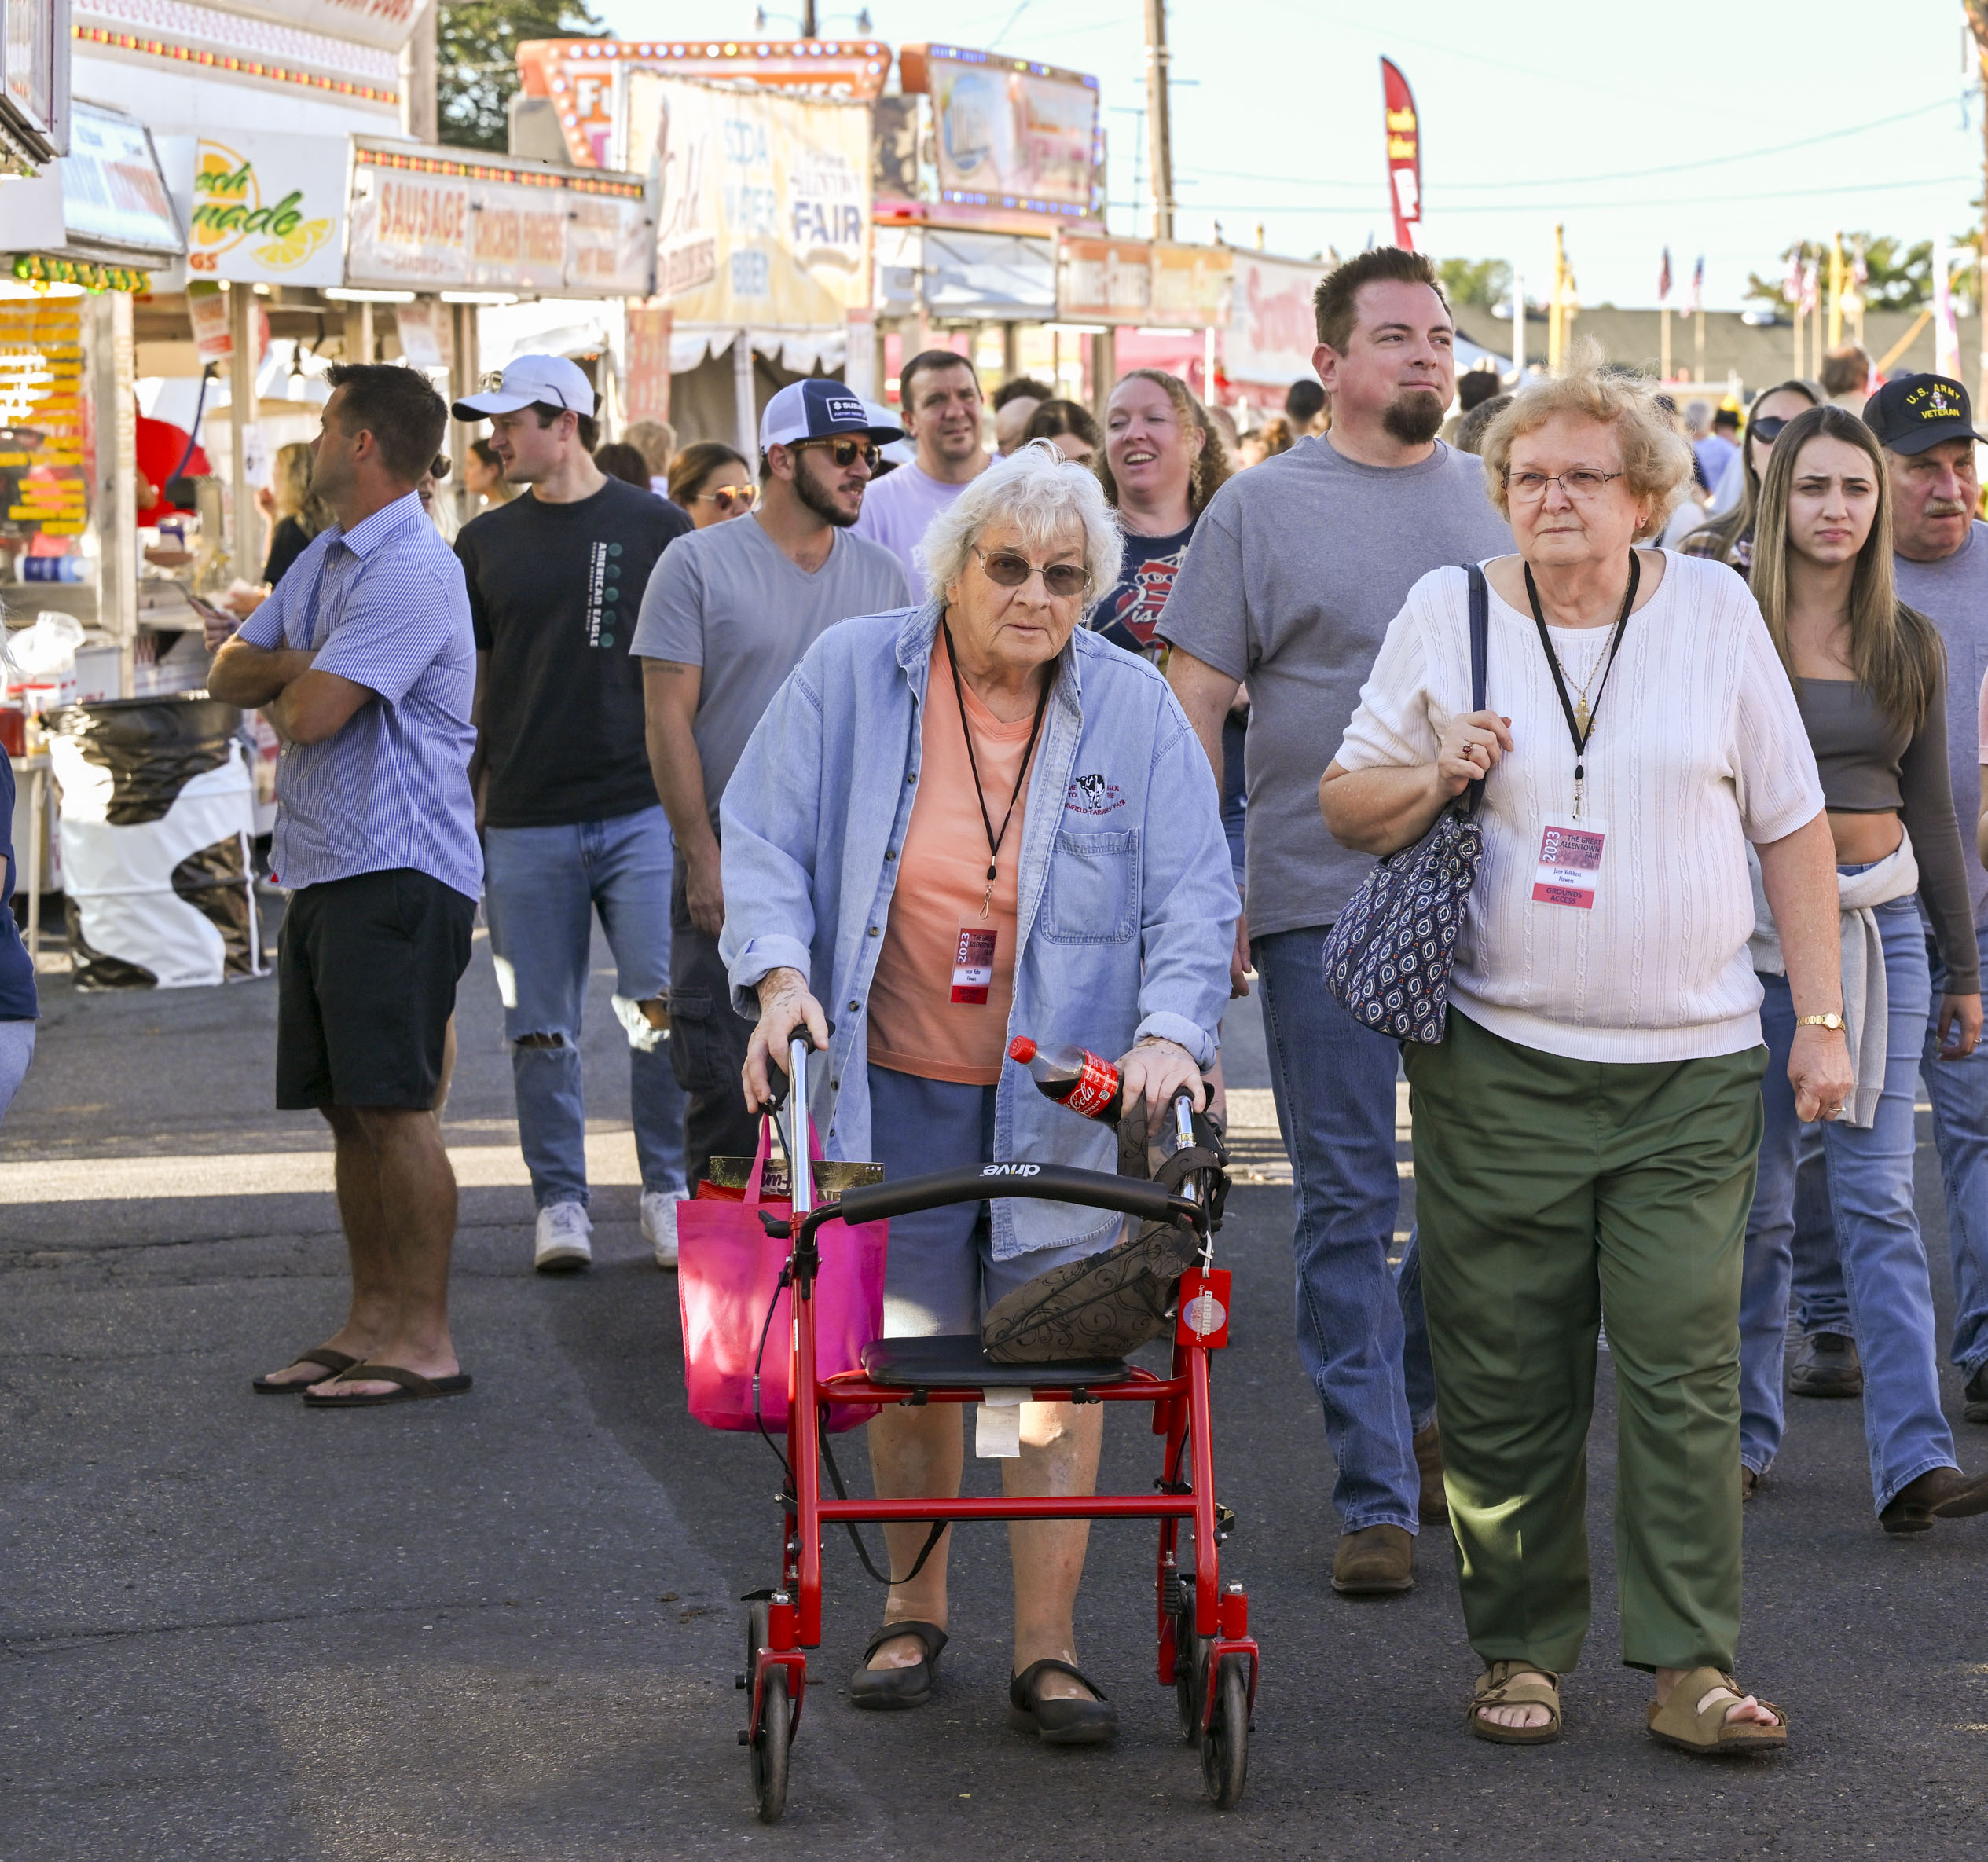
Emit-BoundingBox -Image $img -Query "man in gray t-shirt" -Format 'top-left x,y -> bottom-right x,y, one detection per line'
1159,251 -> 1511,1593
1789,375 -> 1988,1416
634,380 -> 909,1185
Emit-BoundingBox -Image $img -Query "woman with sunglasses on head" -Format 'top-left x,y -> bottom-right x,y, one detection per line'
666,441 -> 757,529
1021,397 -> 1102,469
1735,401 -> 1988,1534
1681,379 -> 1821,572
1092,369 -> 1231,662
719,442 -> 1237,1746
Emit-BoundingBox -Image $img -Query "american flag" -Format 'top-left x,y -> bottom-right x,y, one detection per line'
1683,255 -> 1704,315
1784,246 -> 1806,308
1658,247 -> 1671,303
1801,258 -> 1821,317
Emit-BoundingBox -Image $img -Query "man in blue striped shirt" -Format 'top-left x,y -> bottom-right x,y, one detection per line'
211,363 -> 481,1408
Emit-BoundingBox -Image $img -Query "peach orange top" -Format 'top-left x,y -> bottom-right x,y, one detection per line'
867,636 -> 1043,1084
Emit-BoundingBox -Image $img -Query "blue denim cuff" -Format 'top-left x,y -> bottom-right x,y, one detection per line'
728,934 -> 815,1019
1135,1010 -> 1216,1072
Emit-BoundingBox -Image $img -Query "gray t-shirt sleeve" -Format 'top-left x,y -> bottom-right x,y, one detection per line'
1153,501 -> 1249,681
630,535 -> 706,665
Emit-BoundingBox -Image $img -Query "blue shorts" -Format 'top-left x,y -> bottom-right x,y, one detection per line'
867,1063 -> 1106,1338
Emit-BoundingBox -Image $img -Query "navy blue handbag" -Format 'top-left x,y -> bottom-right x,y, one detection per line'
1319,564 -> 1490,1045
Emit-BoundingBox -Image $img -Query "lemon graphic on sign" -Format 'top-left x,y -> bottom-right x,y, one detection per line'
255,218 -> 331,271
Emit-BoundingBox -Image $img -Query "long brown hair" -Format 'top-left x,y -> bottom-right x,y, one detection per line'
1692,378 -> 1821,566
1750,401 -> 1942,733
1095,368 -> 1232,518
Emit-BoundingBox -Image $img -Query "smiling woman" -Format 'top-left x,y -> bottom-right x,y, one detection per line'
715,442 -> 1236,1744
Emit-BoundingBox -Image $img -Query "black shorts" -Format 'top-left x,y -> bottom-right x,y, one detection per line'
277,868 -> 475,1110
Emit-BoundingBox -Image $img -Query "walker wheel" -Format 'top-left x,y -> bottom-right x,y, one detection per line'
743,1601 -> 792,1824
1172,1601 -> 1207,1739
1199,1654 -> 1249,1809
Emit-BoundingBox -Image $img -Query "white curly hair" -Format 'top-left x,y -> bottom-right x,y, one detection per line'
916,438 -> 1124,608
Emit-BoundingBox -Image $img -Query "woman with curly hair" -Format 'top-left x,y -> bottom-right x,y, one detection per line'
1092,368 -> 1231,659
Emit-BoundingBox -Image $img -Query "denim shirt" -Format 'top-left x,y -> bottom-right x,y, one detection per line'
720,597 -> 1238,1259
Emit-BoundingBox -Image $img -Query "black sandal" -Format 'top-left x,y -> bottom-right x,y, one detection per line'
849,1620 -> 947,1711
1008,1659 -> 1117,1746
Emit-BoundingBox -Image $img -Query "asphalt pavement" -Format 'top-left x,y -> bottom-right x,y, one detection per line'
4,922 -> 1987,1860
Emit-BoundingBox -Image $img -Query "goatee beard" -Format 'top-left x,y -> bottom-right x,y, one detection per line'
1381,391 -> 1446,446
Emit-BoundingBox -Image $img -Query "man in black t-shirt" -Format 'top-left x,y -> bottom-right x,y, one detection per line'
453,355 -> 693,1274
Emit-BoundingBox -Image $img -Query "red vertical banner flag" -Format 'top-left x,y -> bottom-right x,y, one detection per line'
1381,59 -> 1422,251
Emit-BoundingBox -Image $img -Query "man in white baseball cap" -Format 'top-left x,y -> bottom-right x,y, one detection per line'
632,377 -> 908,1186
453,354 -> 600,427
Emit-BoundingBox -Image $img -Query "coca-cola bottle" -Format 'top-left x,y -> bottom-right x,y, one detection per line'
1007,1035 -> 1122,1123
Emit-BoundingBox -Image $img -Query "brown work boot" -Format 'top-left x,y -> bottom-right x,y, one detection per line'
1332,1523 -> 1414,1595
1878,1465 -> 1988,1535
1413,1420 -> 1448,1523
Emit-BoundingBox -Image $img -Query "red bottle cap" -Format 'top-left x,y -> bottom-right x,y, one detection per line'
1007,1036 -> 1037,1064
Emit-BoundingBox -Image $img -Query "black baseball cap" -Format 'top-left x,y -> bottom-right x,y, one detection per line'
1862,373 -> 1988,456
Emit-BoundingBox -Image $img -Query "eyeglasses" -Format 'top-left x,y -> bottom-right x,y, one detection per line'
695,482 -> 757,514
1502,469 -> 1625,503
793,436 -> 879,469
974,545 -> 1091,598
1748,416 -> 1791,445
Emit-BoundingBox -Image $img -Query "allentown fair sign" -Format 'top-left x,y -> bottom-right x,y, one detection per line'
343,141 -> 651,298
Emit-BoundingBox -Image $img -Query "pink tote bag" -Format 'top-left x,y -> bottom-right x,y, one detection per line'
677,1116 -> 888,1434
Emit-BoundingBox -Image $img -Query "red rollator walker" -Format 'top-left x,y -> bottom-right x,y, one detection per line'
735,1036 -> 1257,1822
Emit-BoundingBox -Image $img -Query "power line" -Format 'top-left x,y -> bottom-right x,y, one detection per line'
1179,100 -> 1957,195
1149,174 -> 1975,218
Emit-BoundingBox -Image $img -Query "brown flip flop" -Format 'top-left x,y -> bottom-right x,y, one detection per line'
302,1364 -> 474,1408
251,1347 -> 359,1395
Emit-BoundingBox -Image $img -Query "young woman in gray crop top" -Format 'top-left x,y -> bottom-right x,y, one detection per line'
1736,401 -> 1988,1533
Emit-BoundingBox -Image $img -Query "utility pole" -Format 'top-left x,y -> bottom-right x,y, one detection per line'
1548,225 -> 1566,374
1969,4 -> 1988,412
1143,0 -> 1176,241
802,1 -> 818,35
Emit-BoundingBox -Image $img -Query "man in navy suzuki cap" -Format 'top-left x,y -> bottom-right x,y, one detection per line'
628,377 -> 909,1188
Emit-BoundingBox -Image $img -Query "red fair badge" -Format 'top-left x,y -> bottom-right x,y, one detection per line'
951,926 -> 996,1005
1176,1266 -> 1231,1349
1531,816 -> 1607,911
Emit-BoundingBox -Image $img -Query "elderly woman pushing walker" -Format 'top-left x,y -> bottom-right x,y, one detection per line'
719,442 -> 1237,1745
1322,352 -> 1854,1756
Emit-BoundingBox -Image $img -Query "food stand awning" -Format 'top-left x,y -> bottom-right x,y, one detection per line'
344,139 -> 653,299
875,228 -> 1055,323
0,97 -> 185,286
624,70 -> 871,376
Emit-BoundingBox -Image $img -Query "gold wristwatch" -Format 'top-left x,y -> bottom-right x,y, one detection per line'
1796,1013 -> 1847,1032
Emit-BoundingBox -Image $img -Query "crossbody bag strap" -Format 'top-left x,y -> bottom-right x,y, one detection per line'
1459,563 -> 1491,819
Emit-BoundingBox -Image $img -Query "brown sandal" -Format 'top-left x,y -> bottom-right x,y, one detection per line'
251,1347 -> 358,1395
1646,1666 -> 1788,1757
1468,1660 -> 1562,1745
302,1364 -> 473,1407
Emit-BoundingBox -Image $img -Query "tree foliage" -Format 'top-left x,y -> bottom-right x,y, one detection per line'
1435,258 -> 1513,310
437,0 -> 604,152
1741,235 -> 1978,314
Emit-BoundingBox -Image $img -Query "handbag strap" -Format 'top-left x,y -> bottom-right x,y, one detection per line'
1458,563 -> 1491,821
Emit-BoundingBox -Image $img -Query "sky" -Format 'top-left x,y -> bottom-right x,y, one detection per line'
589,0 -> 1986,310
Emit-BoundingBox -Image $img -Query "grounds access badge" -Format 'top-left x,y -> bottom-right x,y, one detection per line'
1532,817 -> 1606,910
952,926 -> 996,1004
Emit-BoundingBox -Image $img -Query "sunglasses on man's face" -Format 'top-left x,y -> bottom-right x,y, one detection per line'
974,545 -> 1090,599
794,436 -> 879,469
696,482 -> 757,513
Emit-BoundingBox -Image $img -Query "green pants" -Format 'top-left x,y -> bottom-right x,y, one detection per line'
1403,1010 -> 1766,1675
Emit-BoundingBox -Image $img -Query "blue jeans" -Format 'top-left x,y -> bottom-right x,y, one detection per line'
1739,894 -> 1957,1512
1255,926 -> 1427,1534
1789,925 -> 1988,1380
483,807 -> 687,1210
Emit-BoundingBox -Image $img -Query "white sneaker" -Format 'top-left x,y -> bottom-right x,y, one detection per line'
534,1201 -> 593,1274
642,1187 -> 689,1269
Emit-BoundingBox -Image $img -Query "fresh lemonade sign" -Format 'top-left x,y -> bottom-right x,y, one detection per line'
185,135 -> 347,287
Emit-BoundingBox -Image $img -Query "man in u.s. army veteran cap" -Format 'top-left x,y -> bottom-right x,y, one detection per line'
1778,372 -> 1988,1426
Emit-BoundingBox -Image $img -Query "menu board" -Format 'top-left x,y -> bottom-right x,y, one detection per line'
0,297 -> 90,566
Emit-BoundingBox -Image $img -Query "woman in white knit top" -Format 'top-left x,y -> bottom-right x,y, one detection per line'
1322,356 -> 1854,1758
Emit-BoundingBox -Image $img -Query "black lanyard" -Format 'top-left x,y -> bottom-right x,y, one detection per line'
1524,551 -> 1639,816
941,620 -> 1051,917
